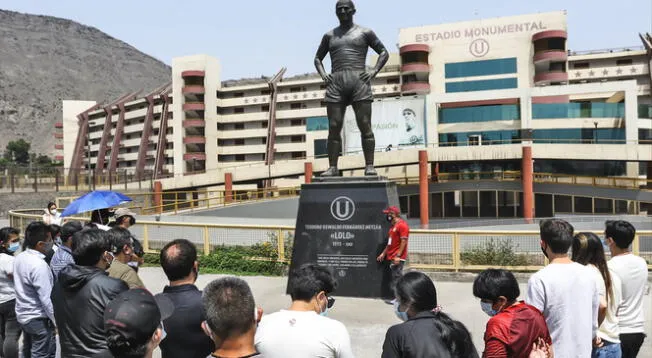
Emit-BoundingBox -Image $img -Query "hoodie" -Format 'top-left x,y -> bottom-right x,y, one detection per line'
51,264 -> 128,358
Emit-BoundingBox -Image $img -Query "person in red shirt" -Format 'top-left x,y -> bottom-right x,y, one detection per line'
376,206 -> 409,303
473,269 -> 553,358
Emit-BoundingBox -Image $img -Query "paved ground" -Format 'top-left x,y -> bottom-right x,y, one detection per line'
136,267 -> 652,358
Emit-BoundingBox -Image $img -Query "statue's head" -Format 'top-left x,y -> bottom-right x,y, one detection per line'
335,0 -> 355,23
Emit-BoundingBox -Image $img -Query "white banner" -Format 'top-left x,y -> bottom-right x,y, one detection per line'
343,98 -> 426,154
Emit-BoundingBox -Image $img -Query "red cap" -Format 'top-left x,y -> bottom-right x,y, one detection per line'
383,206 -> 400,215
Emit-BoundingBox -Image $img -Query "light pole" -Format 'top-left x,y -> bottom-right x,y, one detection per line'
593,121 -> 598,144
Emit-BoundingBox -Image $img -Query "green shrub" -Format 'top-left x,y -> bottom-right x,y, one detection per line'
461,238 -> 531,266
141,243 -> 287,276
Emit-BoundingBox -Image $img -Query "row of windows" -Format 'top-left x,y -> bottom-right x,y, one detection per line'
532,103 -> 624,119
639,104 -> 652,119
444,58 -> 517,79
445,78 -> 518,93
439,159 -> 627,179
439,105 -> 519,124
307,117 -> 329,131
438,128 -> 626,146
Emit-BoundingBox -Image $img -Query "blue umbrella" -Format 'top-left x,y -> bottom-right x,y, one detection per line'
61,190 -> 133,217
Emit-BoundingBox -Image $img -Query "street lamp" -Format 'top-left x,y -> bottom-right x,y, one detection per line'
593,122 -> 598,144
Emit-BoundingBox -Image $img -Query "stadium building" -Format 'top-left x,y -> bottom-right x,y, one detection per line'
57,11 -> 652,218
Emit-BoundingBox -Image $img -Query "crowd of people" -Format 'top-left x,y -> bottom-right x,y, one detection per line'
0,200 -> 648,357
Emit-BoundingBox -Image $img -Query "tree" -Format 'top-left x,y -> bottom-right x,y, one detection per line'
3,139 -> 30,165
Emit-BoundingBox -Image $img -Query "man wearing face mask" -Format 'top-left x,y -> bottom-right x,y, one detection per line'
473,269 -> 552,357
157,239 -> 213,358
377,206 -> 409,303
13,222 -> 57,358
255,264 -> 354,358
106,228 -> 145,289
51,229 -> 129,357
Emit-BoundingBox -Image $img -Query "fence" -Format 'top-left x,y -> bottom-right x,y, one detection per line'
8,209 -> 652,271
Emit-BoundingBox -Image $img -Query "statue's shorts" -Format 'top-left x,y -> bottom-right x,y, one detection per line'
324,70 -> 373,105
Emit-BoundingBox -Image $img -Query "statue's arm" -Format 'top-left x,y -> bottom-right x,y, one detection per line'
366,29 -> 389,78
314,34 -> 331,83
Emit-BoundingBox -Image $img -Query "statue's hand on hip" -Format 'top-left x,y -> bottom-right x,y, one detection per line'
359,70 -> 375,83
322,74 -> 334,84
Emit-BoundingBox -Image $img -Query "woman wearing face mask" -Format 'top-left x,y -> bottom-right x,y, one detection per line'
42,202 -> 62,226
382,271 -> 478,358
0,227 -> 23,358
571,233 -> 622,357
473,269 -> 552,358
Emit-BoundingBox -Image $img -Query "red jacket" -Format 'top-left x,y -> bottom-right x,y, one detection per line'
483,301 -> 552,358
386,219 -> 409,260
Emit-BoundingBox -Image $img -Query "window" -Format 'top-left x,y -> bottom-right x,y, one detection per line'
233,107 -> 244,114
262,121 -> 269,128
320,101 -> 327,107
307,117 -> 329,131
290,135 -> 305,143
290,103 -> 302,109
439,130 -> 520,147
532,128 -> 625,144
235,154 -> 245,161
439,105 -> 520,124
291,119 -> 305,126
234,123 -> 245,130
616,59 -> 633,66
314,139 -> 329,158
320,84 -> 326,90
291,151 -> 305,159
290,87 -> 303,93
234,139 -> 245,145
445,58 -> 517,78
233,92 -> 244,98
573,62 -> 590,69
386,78 -> 400,84
262,104 -> 270,112
445,78 -> 517,93
532,103 -> 624,119
261,89 -> 270,95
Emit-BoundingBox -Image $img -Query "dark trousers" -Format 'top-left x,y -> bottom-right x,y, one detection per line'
0,300 -> 20,358
620,333 -> 645,358
384,261 -> 404,299
21,318 -> 56,358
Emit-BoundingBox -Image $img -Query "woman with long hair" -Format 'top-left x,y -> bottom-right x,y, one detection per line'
42,201 -> 62,226
382,271 -> 478,358
0,227 -> 22,358
572,232 -> 622,357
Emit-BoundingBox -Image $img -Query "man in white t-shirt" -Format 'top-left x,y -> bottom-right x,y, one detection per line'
255,264 -> 354,358
527,219 -> 599,358
604,220 -> 648,358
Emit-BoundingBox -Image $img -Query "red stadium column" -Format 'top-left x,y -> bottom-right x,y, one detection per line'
225,172 -> 233,204
153,181 -> 163,214
522,146 -> 534,223
430,162 -> 439,182
304,162 -> 313,184
419,150 -> 429,228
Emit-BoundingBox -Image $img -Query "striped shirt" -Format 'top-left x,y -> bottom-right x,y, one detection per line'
50,245 -> 74,280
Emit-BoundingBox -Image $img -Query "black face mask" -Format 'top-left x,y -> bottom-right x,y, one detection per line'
386,215 -> 393,222
540,246 -> 548,259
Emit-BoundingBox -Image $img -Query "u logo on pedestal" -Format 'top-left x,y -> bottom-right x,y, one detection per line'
330,196 -> 355,221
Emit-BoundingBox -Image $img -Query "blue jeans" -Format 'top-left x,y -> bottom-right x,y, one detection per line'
592,340 -> 622,358
21,318 -> 56,358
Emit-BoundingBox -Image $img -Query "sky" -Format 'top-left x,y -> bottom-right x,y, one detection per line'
2,0 -> 651,80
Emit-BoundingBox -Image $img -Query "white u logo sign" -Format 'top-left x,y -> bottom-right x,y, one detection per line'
330,196 -> 355,221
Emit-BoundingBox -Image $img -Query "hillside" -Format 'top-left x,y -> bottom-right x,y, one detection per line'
0,9 -> 171,158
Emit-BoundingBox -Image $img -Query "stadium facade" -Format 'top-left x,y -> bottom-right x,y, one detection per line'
57,11 -> 651,194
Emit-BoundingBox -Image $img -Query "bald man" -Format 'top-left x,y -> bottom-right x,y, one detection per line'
315,0 -> 389,177
158,239 -> 213,358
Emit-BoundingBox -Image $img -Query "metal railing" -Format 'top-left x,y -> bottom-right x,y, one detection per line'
7,209 -> 652,271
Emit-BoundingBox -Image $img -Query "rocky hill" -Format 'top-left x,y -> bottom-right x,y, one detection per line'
0,9 -> 171,158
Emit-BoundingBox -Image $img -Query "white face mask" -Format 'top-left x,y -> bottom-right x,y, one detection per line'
50,209 -> 57,215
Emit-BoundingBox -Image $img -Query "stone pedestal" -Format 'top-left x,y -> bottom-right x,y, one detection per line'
288,177 -> 399,298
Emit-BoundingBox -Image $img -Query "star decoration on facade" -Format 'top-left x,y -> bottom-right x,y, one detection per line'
630,67 -> 637,73
382,86 -> 387,92
244,99 -> 249,104
253,98 -> 258,103
293,94 -> 298,99
588,70 -> 595,77
312,93 -> 317,98
392,85 -> 399,91
616,68 -> 623,75
283,95 -> 288,100
602,69 -> 609,76
575,72 -> 582,78
303,93 -> 307,98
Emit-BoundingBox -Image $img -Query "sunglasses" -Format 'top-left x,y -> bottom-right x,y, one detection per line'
326,295 -> 335,309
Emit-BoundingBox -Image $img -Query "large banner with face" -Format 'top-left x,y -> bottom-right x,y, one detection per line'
343,98 -> 426,154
